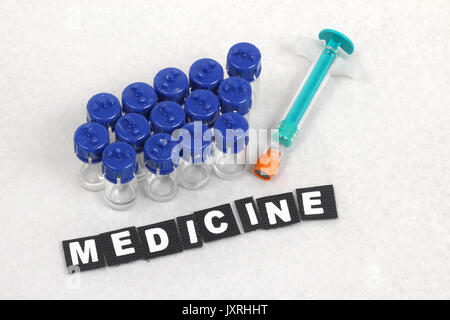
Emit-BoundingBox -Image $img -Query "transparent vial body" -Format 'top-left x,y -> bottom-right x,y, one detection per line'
104,177 -> 138,211
144,170 -> 178,202
213,146 -> 247,180
249,78 -> 259,113
242,111 -> 250,123
79,158 -> 104,191
177,155 -> 212,190
136,152 -> 146,181
108,126 -> 116,143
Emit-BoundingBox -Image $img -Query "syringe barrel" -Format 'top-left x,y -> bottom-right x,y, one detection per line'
255,29 -> 354,181
275,46 -> 338,147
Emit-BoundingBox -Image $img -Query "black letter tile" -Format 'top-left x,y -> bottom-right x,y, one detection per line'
234,197 -> 261,232
256,192 -> 300,229
62,235 -> 106,273
99,227 -> 144,266
194,204 -> 241,242
176,214 -> 203,250
137,220 -> 183,259
296,185 -> 338,220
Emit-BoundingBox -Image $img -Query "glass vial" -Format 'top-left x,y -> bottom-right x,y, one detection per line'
74,122 -> 110,191
78,161 -> 104,191
86,92 -> 122,143
114,113 -> 151,181
143,133 -> 179,202
177,122 -> 213,189
226,42 -> 261,109
102,142 -> 138,210
150,101 -> 186,134
153,67 -> 189,105
135,152 -> 146,181
189,58 -> 224,93
122,82 -> 158,118
184,90 -> 220,127
213,113 -> 249,179
218,77 -> 252,122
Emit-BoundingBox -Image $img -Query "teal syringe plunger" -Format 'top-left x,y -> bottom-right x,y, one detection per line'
254,29 -> 355,180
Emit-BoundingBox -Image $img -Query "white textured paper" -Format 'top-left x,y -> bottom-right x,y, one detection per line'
0,0 -> 449,299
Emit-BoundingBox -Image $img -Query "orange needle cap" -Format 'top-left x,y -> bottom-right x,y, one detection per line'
254,148 -> 282,180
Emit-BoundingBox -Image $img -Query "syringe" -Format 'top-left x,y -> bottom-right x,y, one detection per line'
254,29 -> 355,180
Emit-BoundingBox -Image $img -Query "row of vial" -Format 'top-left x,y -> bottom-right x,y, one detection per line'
75,115 -> 248,210
73,42 -> 261,210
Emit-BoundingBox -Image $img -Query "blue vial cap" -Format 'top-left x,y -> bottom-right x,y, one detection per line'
122,82 -> 157,117
86,93 -> 122,129
153,67 -> 189,104
189,58 -> 224,92
179,122 -> 213,163
185,90 -> 220,127
115,113 -> 151,153
74,122 -> 110,163
214,112 -> 249,154
102,142 -> 137,184
218,77 -> 252,115
226,42 -> 261,82
144,133 -> 179,175
150,101 -> 186,134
